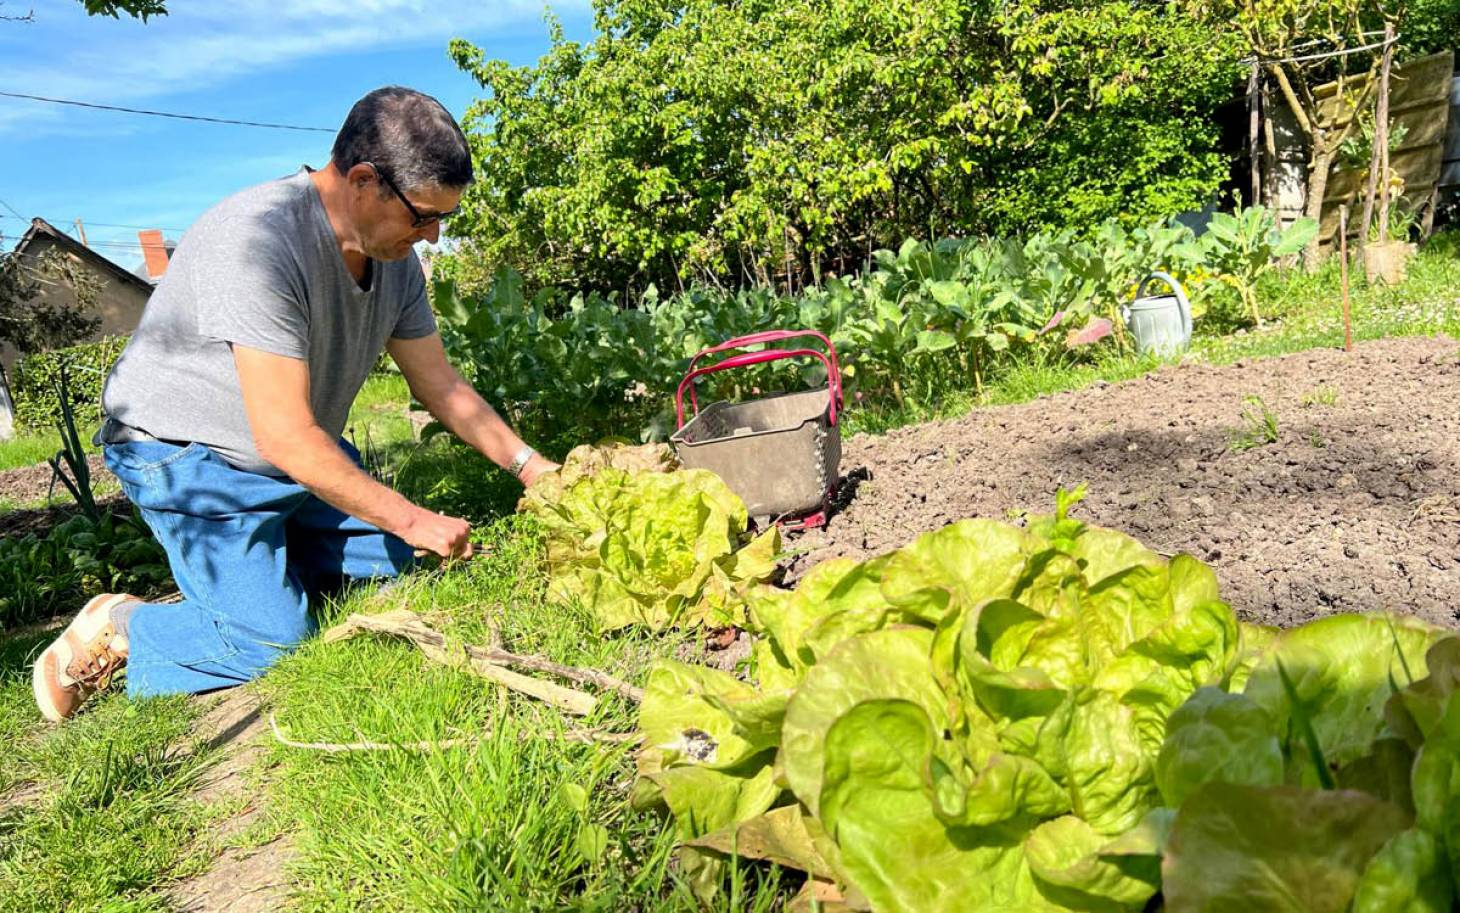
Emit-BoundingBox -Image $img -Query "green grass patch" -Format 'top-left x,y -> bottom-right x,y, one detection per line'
0,427 -> 65,474
0,629 -> 215,913
261,517 -> 784,910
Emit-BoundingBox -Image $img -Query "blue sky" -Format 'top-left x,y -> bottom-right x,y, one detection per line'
0,1 -> 594,271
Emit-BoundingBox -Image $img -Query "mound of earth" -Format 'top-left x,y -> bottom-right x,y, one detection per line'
794,335 -> 1460,630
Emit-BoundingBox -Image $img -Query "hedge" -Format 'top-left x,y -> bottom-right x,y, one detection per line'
13,335 -> 129,431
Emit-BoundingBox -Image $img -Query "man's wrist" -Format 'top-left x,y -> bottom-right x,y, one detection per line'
506,445 -> 536,479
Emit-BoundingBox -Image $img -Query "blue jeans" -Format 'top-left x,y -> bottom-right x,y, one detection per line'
103,438 -> 414,697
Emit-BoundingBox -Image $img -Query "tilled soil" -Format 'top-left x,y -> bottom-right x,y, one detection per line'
792,335 -> 1460,630
0,455 -> 110,506
0,457 -> 125,538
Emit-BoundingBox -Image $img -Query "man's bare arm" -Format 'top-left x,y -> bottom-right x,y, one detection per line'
387,333 -> 556,486
232,343 -> 471,558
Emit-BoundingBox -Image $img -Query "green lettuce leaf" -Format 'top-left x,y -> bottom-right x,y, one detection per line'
879,520 -> 1042,622
818,700 -> 1055,913
1059,689 -> 1157,835
1023,815 -> 1160,911
522,453 -> 779,631
1242,614 -> 1440,782
1162,782 -> 1411,913
1386,636 -> 1460,749
1351,829 -> 1453,913
637,659 -> 771,778
1155,687 -> 1283,808
780,627 -> 948,815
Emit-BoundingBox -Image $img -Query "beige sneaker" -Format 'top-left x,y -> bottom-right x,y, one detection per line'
32,593 -> 136,722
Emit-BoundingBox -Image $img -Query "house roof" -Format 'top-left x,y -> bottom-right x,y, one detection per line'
8,218 -> 155,295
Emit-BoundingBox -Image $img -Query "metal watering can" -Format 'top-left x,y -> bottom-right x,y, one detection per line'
1121,272 -> 1192,357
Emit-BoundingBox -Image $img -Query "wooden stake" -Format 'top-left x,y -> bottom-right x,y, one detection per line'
1339,205 -> 1354,352
73,218 -> 88,247
1375,23 -> 1396,242
1248,63 -> 1262,205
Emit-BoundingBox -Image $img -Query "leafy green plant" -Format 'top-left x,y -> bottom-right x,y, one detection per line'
48,363 -> 99,521
1199,206 -> 1318,325
1157,615 -> 1449,911
1229,394 -> 1280,453
1367,197 -> 1421,244
632,488 -> 1247,910
519,444 -> 779,631
436,211 -> 1322,449
13,335 -> 128,431
627,481 -> 1456,910
0,510 -> 170,631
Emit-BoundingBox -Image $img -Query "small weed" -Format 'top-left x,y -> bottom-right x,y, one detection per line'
1309,431 -> 1327,449
1229,395 -> 1280,452
1301,386 -> 1339,407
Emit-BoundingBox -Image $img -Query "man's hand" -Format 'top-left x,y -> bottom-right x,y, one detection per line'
401,507 -> 473,559
518,454 -> 559,488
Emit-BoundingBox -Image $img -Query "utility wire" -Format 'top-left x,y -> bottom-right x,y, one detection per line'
1241,32 -> 1400,66
0,196 -> 25,222
0,214 -> 188,232
0,90 -> 334,133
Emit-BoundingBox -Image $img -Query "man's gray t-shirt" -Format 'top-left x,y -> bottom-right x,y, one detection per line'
102,168 -> 436,475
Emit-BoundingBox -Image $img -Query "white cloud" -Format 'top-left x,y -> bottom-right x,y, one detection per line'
0,0 -> 586,136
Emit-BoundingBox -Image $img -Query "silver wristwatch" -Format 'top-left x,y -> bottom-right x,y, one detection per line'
507,445 -> 536,479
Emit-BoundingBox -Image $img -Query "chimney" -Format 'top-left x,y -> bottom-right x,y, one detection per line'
138,229 -> 169,279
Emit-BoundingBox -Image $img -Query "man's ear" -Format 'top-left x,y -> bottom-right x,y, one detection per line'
344,162 -> 377,192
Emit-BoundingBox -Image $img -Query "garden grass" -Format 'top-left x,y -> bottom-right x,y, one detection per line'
0,428 -> 65,474
260,517 -> 785,911
0,630 -> 218,913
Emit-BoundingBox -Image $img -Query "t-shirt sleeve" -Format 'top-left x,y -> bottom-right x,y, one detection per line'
193,215 -> 310,360
390,254 -> 437,340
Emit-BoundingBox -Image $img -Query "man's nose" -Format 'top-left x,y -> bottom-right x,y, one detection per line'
420,221 -> 441,244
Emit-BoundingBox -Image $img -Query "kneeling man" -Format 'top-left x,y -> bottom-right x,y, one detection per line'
34,86 -> 556,720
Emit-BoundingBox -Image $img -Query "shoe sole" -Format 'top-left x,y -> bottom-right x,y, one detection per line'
32,593 -> 134,722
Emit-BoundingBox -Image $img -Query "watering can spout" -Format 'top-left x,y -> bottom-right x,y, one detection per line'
1124,271 -> 1192,357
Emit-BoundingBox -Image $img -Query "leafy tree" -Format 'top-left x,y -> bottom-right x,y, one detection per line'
1403,0 -> 1460,55
0,248 -> 103,356
1192,0 -> 1386,268
447,0 -> 1239,293
79,0 -> 166,20
3,1 -> 166,23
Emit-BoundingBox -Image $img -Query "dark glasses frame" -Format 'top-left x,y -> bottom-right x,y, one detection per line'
365,162 -> 459,228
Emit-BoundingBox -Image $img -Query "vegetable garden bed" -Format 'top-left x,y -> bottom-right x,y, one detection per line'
792,334 -> 1460,629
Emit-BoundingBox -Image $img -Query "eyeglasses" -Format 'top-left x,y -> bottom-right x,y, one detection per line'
365,162 -> 459,229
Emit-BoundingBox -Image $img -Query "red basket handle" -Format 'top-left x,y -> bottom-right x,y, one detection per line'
687,330 -> 841,375
678,330 -> 843,428
676,346 -> 840,429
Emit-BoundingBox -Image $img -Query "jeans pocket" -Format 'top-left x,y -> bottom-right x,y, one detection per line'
105,441 -> 204,476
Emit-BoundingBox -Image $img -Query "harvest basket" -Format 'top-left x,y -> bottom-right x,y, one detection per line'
671,330 -> 843,530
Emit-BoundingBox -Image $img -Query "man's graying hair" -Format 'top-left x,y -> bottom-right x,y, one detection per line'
331,86 -> 474,192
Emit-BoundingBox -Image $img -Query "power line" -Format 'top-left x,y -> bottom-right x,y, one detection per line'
0,214 -> 188,232
0,197 -> 25,222
0,90 -> 334,133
